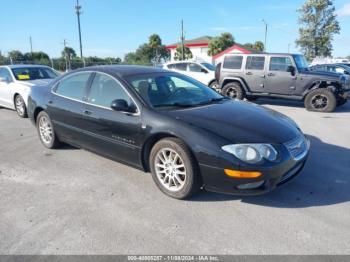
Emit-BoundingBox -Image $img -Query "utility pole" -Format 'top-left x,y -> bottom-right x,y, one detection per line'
29,36 -> 33,57
75,0 -> 83,59
62,39 -> 69,72
181,20 -> 185,60
262,19 -> 268,52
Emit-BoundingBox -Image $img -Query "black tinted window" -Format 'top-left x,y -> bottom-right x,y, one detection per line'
223,56 -> 243,69
246,56 -> 265,70
88,73 -> 131,108
55,73 -> 90,100
174,63 -> 187,71
269,57 -> 292,71
188,63 -> 203,72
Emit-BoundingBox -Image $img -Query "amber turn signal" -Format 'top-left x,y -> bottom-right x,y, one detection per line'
224,169 -> 262,178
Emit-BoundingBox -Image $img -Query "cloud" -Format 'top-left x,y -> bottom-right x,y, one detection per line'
337,3 -> 350,17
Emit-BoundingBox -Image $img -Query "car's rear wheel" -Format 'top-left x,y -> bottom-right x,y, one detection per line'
15,95 -> 28,118
36,111 -> 61,149
222,82 -> 245,100
304,89 -> 337,112
149,138 -> 202,199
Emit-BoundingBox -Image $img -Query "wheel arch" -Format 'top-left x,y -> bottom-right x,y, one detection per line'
221,77 -> 249,92
33,107 -> 45,123
141,132 -> 199,173
302,80 -> 340,99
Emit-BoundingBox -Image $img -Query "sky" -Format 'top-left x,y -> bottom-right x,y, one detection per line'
1,0 -> 350,59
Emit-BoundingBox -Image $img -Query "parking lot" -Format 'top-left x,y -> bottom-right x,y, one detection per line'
0,100 -> 350,255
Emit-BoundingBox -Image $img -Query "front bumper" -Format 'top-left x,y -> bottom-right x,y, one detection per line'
199,137 -> 309,196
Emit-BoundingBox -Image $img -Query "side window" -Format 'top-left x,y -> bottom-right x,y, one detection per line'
0,68 -> 12,81
335,67 -> 345,74
269,57 -> 293,72
223,56 -> 243,69
55,72 -> 91,100
167,64 -> 175,69
174,63 -> 187,71
246,56 -> 265,70
88,73 -> 131,108
188,63 -> 203,72
327,66 -> 336,73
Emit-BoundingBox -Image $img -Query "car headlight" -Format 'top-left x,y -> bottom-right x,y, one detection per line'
222,144 -> 278,164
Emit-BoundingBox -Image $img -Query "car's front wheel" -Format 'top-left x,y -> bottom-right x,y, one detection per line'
150,138 -> 202,199
36,111 -> 61,149
15,95 -> 28,118
222,82 -> 245,100
304,89 -> 337,112
209,81 -> 220,91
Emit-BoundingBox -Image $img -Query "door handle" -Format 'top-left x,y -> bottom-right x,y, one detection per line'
267,73 -> 275,77
84,110 -> 92,115
245,72 -> 253,75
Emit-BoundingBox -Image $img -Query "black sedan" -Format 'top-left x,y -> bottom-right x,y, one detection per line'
28,65 -> 310,199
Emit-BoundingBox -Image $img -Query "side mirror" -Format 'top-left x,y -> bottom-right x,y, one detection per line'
287,65 -> 296,76
201,68 -> 208,74
111,99 -> 136,113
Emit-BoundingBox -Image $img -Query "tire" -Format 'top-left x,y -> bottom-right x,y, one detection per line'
222,82 -> 245,100
209,80 -> 219,91
149,138 -> 202,199
36,111 -> 61,149
14,95 -> 28,118
337,97 -> 347,106
304,89 -> 337,112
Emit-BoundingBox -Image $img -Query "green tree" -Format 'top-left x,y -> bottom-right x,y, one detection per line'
244,41 -> 265,52
24,51 -> 50,61
208,33 -> 235,56
174,44 -> 193,61
296,0 -> 340,60
253,41 -> 265,52
8,50 -> 24,62
0,51 -> 7,65
61,47 -> 77,60
124,34 -> 170,65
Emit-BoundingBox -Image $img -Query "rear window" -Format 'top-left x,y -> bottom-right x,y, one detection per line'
246,56 -> 265,70
223,56 -> 243,69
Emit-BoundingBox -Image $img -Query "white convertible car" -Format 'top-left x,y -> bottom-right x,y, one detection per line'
0,65 -> 59,118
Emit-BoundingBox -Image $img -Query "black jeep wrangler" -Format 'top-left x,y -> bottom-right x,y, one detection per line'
216,53 -> 349,112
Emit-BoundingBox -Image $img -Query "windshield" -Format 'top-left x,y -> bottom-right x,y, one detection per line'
12,67 -> 59,81
201,63 -> 215,71
292,55 -> 309,70
126,73 -> 225,108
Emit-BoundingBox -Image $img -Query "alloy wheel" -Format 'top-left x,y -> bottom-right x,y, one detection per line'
311,94 -> 328,109
226,87 -> 238,98
154,148 -> 187,192
39,115 -> 53,144
15,96 -> 25,116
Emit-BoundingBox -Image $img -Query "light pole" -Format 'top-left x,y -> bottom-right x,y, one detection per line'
262,19 -> 268,52
75,0 -> 83,59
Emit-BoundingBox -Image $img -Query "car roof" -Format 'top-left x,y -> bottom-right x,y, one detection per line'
0,64 -> 51,69
225,53 -> 300,56
73,65 -> 169,77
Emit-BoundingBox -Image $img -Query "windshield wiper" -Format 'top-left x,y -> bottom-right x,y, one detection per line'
153,103 -> 195,108
196,97 -> 229,105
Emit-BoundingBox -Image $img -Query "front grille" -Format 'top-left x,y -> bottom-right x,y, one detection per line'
284,135 -> 309,161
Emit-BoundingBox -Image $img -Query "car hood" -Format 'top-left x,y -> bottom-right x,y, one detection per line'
19,79 -> 53,87
301,69 -> 340,80
163,100 -> 301,144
